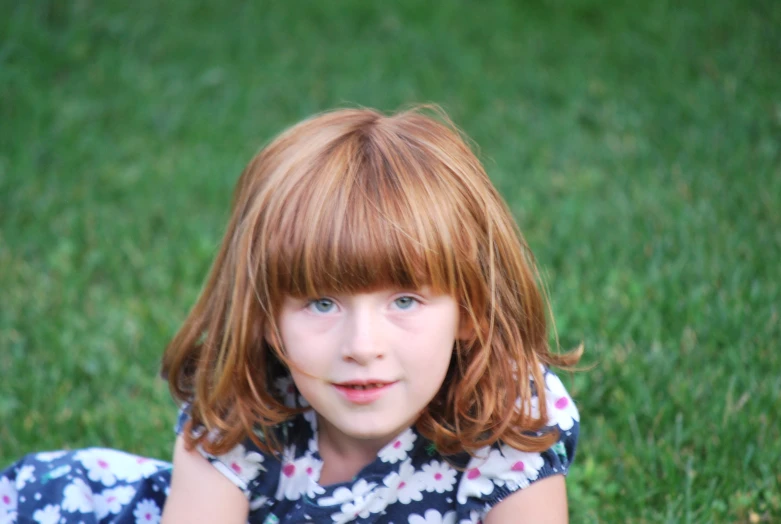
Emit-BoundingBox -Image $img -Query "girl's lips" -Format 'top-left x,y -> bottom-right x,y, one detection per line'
333,381 -> 396,404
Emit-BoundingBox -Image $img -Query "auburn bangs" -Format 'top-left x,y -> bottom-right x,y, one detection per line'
257,126 -> 467,302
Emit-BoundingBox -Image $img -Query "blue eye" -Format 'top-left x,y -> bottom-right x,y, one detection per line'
393,296 -> 417,310
309,298 -> 335,313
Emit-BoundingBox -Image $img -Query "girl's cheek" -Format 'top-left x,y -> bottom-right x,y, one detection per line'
302,314 -> 340,334
388,315 -> 432,333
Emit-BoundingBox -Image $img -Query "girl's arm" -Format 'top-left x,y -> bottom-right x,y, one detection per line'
483,474 -> 569,524
161,435 -> 250,524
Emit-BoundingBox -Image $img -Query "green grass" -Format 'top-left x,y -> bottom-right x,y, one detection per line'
1,0 -> 779,521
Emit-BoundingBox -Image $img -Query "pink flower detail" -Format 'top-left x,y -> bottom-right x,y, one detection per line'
420,461 -> 457,494
132,498 -> 161,523
230,462 -> 242,474
377,429 -> 416,464
306,467 -> 313,475
512,461 -> 525,472
2,495 -> 10,505
466,468 -> 480,480
283,464 -> 296,477
97,459 -> 109,469
545,372 -> 579,430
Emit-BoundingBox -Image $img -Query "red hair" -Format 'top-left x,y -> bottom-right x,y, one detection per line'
161,106 -> 581,457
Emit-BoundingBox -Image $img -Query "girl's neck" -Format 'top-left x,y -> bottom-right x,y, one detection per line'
315,417 -> 395,486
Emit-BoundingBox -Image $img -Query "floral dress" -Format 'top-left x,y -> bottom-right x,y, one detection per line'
1,369 -> 579,524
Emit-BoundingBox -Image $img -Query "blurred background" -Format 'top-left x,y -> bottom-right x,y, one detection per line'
1,0 -> 779,521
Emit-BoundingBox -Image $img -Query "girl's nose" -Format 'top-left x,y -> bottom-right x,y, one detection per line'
341,306 -> 385,364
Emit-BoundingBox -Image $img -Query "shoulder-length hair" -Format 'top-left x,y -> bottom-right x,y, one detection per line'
162,106 -> 581,457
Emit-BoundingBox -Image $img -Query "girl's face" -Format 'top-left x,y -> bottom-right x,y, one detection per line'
275,287 -> 463,453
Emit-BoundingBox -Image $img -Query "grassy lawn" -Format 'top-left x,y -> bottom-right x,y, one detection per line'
1,0 -> 779,521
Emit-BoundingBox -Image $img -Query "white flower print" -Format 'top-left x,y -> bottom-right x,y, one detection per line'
490,444 -> 545,490
364,486 -> 394,515
133,498 -> 161,524
319,479 -> 377,520
377,428 -> 416,464
34,451 -> 67,462
455,449 -> 504,504
318,486 -> 354,507
211,442 -> 266,489
382,460 -> 423,505
0,477 -> 18,521
545,372 -> 579,431
94,485 -> 136,519
274,445 -> 325,501
14,465 -> 35,489
62,478 -> 94,513
418,460 -> 457,494
458,509 -> 482,524
457,442 -> 548,506
76,449 -> 167,485
32,504 -> 61,524
75,449 -> 120,486
332,499 -> 371,523
409,509 -> 457,524
114,453 -> 168,483
328,479 -> 386,523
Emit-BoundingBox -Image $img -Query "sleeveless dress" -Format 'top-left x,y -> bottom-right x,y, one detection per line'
1,369 -> 579,523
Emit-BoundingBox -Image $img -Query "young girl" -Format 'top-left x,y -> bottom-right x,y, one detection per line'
2,107 -> 581,523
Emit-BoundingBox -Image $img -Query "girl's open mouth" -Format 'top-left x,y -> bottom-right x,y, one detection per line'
333,381 -> 396,403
